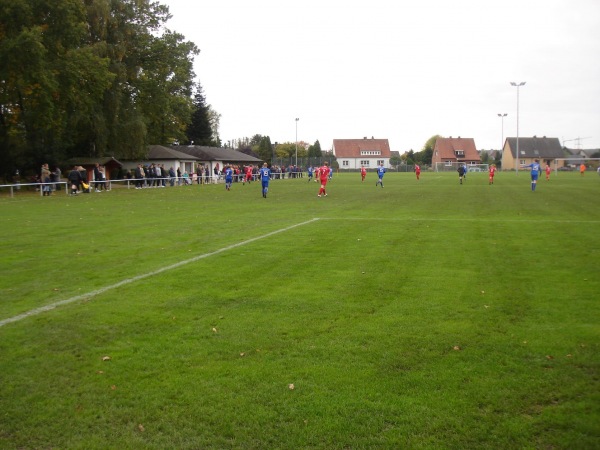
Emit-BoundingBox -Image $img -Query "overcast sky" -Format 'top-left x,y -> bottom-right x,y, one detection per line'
163,0 -> 600,152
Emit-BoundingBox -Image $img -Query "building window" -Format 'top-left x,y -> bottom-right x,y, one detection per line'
455,150 -> 464,157
342,160 -> 349,166
360,160 -> 370,166
377,160 -> 384,166
360,150 -> 381,156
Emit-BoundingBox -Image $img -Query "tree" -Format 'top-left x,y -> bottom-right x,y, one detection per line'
257,136 -> 273,162
186,83 -> 213,145
0,0 -> 200,175
308,140 -> 322,157
389,155 -> 402,168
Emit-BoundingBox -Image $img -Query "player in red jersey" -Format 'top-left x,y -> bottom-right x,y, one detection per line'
317,161 -> 331,197
545,164 -> 551,181
360,166 -> 366,182
488,164 -> 496,185
414,164 -> 421,180
243,165 -> 253,185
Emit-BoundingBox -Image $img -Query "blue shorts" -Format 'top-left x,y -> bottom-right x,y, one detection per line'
531,172 -> 539,181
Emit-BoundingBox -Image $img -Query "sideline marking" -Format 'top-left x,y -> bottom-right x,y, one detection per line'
0,218 -> 320,328
319,217 -> 600,224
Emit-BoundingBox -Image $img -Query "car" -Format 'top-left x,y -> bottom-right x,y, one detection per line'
557,166 -> 573,171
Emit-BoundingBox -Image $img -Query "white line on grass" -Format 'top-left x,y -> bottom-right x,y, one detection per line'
0,218 -> 320,328
320,217 -> 600,224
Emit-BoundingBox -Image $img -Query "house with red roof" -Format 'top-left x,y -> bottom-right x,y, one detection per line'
432,137 -> 481,168
332,137 -> 392,170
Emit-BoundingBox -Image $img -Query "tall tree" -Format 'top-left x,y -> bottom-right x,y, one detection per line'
308,140 -> 322,157
186,83 -> 213,145
0,0 -> 200,175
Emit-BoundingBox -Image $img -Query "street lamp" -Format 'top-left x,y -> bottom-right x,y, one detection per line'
295,118 -> 299,166
510,82 -> 526,173
497,113 -> 507,152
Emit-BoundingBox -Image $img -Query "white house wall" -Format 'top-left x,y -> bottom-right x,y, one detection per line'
337,158 -> 390,170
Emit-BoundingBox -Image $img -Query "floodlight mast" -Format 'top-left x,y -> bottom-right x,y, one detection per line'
510,82 -> 526,174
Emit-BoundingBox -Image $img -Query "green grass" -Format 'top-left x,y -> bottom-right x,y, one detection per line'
1,171 -> 599,449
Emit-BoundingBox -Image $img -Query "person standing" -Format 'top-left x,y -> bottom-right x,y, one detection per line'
376,163 -> 386,188
169,167 -> 176,186
545,164 -> 551,181
67,165 -> 82,195
258,162 -> 271,198
94,163 -> 103,192
307,166 -> 314,183
488,164 -> 496,185
523,159 -> 541,191
134,164 -> 145,189
414,164 -> 421,181
41,163 -> 52,196
361,166 -> 366,182
457,164 -> 466,184
317,161 -> 331,197
580,163 -> 586,176
225,165 -> 233,191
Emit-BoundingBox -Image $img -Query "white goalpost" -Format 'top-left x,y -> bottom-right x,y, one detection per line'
434,162 -> 489,173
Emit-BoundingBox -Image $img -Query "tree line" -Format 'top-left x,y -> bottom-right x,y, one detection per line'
0,0 -> 217,180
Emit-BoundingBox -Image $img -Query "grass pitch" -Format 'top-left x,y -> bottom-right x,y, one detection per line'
1,171 -> 599,449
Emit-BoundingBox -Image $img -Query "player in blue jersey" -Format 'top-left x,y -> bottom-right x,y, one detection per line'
523,159 -> 541,191
224,165 -> 233,191
307,166 -> 313,183
376,164 -> 386,188
259,162 -> 271,198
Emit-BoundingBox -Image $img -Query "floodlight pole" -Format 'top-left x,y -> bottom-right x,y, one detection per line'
497,113 -> 507,153
295,118 -> 299,166
510,82 -> 526,174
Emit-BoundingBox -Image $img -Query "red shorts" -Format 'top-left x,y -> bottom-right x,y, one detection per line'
320,178 -> 328,186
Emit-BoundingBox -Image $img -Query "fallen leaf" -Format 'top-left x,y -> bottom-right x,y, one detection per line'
102,356 -> 111,361
138,424 -> 145,432
566,354 -> 572,358
484,305 -> 489,308
111,385 -> 117,390
240,352 -> 245,357
546,355 -> 554,360
288,383 -> 295,390
453,346 -> 461,351
481,290 -> 485,294
97,370 -> 104,374
212,327 -> 217,333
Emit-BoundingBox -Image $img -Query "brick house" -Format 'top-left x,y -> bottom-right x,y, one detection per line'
501,136 -> 564,170
431,137 -> 481,167
332,137 -> 391,170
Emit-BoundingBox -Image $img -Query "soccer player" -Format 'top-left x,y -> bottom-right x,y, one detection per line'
307,166 -> 313,183
376,163 -> 385,188
415,164 -> 421,180
488,164 -> 496,185
258,162 -> 271,198
545,164 -> 551,181
523,159 -> 541,191
361,166 -> 366,182
243,165 -> 253,185
224,165 -> 233,190
457,164 -> 466,184
580,163 -> 586,176
317,161 -> 331,197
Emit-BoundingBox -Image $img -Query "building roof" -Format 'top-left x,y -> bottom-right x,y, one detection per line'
433,137 -> 480,162
332,138 -> 391,158
147,145 -> 198,160
64,156 -> 123,167
171,145 -> 263,163
506,136 -> 563,159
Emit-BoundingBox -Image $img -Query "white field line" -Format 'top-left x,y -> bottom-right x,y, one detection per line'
0,218 -> 320,328
319,217 -> 600,224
